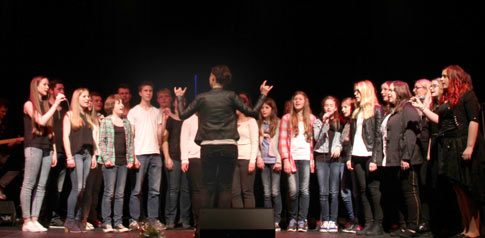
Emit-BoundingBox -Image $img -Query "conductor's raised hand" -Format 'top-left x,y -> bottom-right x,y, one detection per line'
259,80 -> 273,96
174,87 -> 187,97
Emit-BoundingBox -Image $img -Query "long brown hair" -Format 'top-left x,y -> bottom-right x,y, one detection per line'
69,88 -> 98,131
320,96 -> 342,131
391,81 -> 413,113
289,91 -> 313,141
257,97 -> 279,138
29,76 -> 53,137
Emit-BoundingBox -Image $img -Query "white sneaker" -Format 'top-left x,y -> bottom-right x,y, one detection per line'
22,221 -> 40,232
33,221 -> 48,232
86,222 -> 95,231
115,224 -> 130,232
319,221 -> 329,233
103,224 -> 114,233
328,221 -> 338,233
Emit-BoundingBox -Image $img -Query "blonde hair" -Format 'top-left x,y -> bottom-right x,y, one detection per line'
415,79 -> 432,110
352,80 -> 379,120
289,91 -> 313,141
70,88 -> 98,131
29,76 -> 53,137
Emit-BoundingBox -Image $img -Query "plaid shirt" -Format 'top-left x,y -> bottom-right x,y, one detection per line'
97,115 -> 134,164
279,113 -> 316,173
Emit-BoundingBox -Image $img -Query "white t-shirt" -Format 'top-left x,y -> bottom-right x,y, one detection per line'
351,112 -> 373,157
380,113 -> 392,166
127,104 -> 163,155
236,118 -> 259,163
290,122 -> 311,160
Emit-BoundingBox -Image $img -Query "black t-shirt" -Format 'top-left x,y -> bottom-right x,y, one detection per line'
114,125 -> 126,165
166,117 -> 183,161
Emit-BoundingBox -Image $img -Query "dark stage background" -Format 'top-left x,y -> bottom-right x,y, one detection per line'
1,0 -> 484,132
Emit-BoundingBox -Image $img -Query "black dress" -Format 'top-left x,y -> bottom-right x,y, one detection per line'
436,90 -> 485,201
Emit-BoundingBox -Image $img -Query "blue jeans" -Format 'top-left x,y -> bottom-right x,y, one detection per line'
261,163 -> 282,222
102,164 -> 128,226
67,149 -> 92,220
164,159 -> 191,225
130,154 -> 162,222
287,160 -> 310,222
316,159 -> 341,222
340,162 -> 356,221
20,147 -> 52,218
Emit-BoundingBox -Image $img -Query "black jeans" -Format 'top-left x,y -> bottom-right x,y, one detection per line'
81,165 -> 103,223
42,152 -> 67,220
187,158 -> 203,225
352,156 -> 383,224
200,144 -> 237,208
232,160 -> 255,208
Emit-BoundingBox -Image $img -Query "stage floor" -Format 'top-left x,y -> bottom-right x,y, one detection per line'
0,226 -> 435,238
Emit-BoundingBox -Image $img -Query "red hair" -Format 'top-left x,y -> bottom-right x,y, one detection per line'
440,65 -> 471,107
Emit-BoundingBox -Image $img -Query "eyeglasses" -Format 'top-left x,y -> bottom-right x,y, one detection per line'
414,86 -> 426,90
430,85 -> 439,89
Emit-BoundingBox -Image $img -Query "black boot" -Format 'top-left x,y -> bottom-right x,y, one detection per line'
356,222 -> 373,235
366,221 -> 384,236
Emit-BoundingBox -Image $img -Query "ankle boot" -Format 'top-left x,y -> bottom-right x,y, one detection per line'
356,222 -> 373,235
366,221 -> 384,236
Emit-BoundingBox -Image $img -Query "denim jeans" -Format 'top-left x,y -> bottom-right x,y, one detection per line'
67,149 -> 92,220
339,162 -> 356,221
129,154 -> 162,222
232,160 -> 256,208
164,159 -> 191,225
287,160 -> 310,222
261,163 -> 282,222
316,159 -> 341,222
20,147 -> 52,218
200,144 -> 237,208
352,156 -> 383,224
102,164 -> 128,226
187,158 -> 203,225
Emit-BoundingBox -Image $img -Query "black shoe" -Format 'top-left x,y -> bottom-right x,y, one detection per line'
366,222 -> 384,236
399,229 -> 418,237
356,223 -> 373,235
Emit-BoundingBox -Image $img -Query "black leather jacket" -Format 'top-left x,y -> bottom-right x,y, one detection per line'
177,88 -> 265,145
347,105 -> 384,164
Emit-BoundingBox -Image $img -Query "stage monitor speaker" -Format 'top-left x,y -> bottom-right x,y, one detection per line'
198,208 -> 275,238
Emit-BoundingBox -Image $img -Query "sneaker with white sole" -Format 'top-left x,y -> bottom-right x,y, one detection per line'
85,222 -> 95,231
274,222 -> 281,232
297,220 -> 307,232
327,221 -> 338,233
320,221 -> 329,233
33,221 -> 48,232
115,224 -> 130,232
129,220 -> 139,231
103,225 -> 114,233
22,221 -> 40,232
287,219 -> 297,232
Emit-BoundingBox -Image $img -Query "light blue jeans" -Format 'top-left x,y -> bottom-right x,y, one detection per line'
67,149 -> 92,220
287,160 -> 310,222
261,163 -> 282,222
20,147 -> 52,218
102,164 -> 128,226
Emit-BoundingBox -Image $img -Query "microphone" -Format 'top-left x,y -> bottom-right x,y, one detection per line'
418,95 -> 425,102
